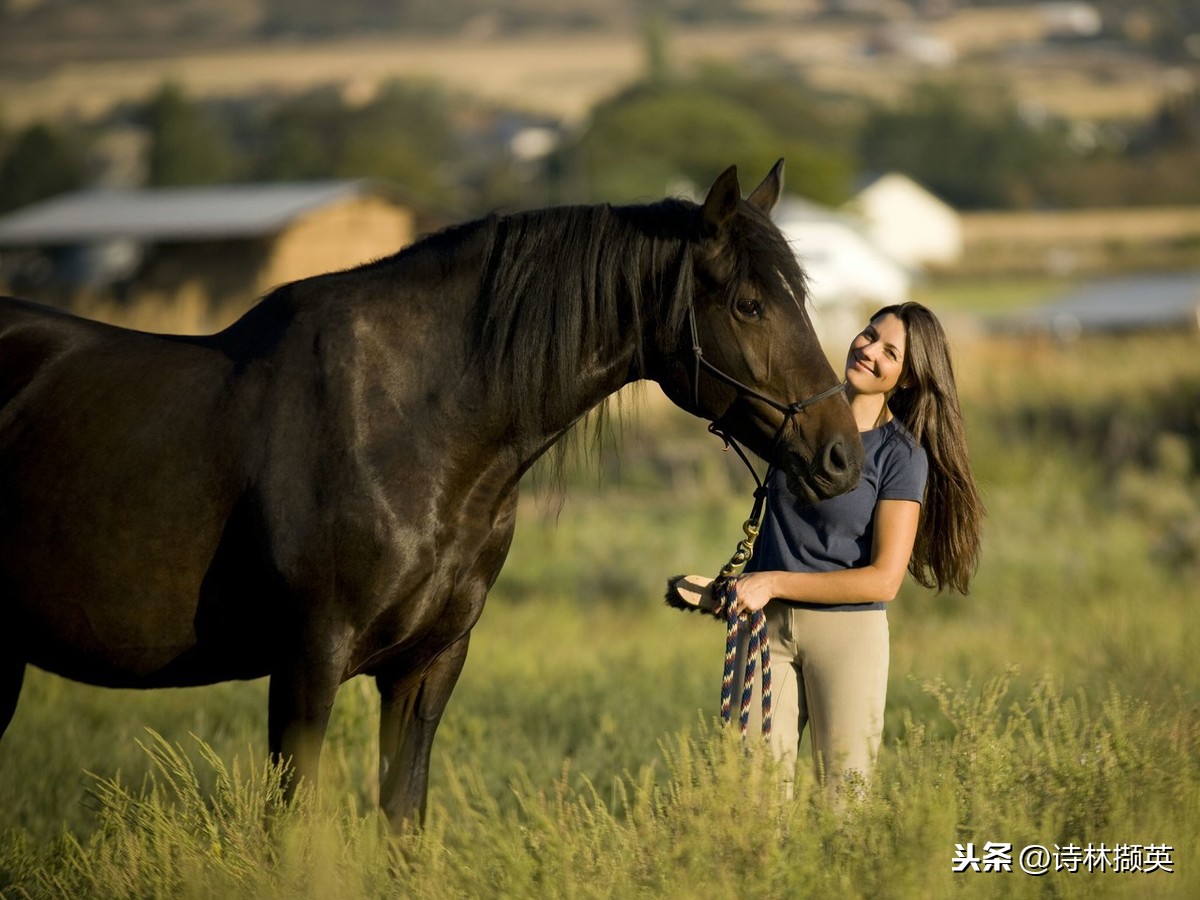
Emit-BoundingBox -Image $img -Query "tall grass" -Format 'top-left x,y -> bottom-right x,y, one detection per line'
5,674 -> 1196,898
2,306 -> 1199,897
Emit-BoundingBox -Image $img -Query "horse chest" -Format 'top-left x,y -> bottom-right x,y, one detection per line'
331,508 -> 515,679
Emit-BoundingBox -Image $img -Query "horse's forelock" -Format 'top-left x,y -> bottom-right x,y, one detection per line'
730,203 -> 810,314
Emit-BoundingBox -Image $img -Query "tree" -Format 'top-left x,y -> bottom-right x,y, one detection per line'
566,80 -> 853,205
335,82 -> 458,202
144,82 -> 236,187
254,87 -> 347,181
250,81 -> 459,204
0,122 -> 87,212
857,79 -> 1067,209
642,13 -> 671,86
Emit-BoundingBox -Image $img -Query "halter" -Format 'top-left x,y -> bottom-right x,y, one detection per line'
686,303 -> 846,499
686,304 -> 847,740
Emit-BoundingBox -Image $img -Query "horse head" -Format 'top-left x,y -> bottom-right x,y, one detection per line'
657,160 -> 863,503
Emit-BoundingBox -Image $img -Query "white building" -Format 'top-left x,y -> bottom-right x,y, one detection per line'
849,173 -> 964,271
1039,2 -> 1103,39
773,196 -> 912,351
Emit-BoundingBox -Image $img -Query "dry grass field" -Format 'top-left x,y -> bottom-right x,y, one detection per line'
960,207 -> 1200,274
0,8 -> 1183,128
955,210 -> 1200,277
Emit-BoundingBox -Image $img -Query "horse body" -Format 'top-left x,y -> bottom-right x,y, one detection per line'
0,163 -> 863,828
2,300 -> 247,682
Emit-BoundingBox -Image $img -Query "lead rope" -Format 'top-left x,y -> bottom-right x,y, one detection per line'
682,303 -> 843,741
705,455 -> 772,740
710,578 -> 772,739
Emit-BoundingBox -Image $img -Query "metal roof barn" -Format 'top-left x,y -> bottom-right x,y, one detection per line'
0,182 -> 379,245
0,181 -> 417,331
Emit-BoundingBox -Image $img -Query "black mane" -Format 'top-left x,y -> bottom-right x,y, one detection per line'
471,200 -> 692,438
467,196 -> 808,440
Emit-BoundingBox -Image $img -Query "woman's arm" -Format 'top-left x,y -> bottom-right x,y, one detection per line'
732,499 -> 922,614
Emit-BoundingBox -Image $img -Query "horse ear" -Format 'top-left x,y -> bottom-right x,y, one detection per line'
747,158 -> 785,214
701,165 -> 741,236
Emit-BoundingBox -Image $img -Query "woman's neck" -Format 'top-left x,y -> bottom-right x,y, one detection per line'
847,388 -> 892,432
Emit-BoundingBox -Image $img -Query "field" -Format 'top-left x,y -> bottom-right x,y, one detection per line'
959,208 -> 1200,275
2,280 -> 1200,897
0,8 -> 1178,128
2,282 -> 1200,897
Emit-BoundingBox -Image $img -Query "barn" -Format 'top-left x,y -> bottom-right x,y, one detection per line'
773,196 -> 912,352
849,172 -> 964,271
0,180 -> 418,330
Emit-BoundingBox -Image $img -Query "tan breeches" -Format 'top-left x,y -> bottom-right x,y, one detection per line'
734,602 -> 889,797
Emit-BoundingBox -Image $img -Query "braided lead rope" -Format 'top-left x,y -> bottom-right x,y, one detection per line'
712,578 -> 772,739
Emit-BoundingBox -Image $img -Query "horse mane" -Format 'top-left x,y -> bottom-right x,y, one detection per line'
471,200 -> 698,441
380,190 -> 807,467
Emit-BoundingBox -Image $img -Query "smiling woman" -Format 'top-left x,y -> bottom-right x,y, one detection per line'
846,315 -> 908,398
684,301 -> 985,801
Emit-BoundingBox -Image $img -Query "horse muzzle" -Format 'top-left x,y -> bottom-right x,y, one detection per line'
778,433 -> 862,504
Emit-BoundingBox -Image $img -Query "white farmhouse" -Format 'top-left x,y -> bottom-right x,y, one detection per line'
849,173 -> 963,271
773,196 -> 911,352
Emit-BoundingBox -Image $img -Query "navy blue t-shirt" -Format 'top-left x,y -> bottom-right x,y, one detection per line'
745,418 -> 929,611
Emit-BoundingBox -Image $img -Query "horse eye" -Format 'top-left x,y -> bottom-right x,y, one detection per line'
735,298 -> 762,319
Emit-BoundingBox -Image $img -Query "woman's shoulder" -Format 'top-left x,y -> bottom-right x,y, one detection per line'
866,418 -> 915,450
872,418 -> 927,467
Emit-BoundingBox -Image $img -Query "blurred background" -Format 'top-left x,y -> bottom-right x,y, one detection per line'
0,0 -> 1197,338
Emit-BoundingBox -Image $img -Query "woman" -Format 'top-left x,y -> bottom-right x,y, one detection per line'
682,302 -> 984,798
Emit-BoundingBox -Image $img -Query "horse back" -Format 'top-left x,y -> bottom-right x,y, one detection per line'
0,296 -> 88,412
0,295 -> 238,437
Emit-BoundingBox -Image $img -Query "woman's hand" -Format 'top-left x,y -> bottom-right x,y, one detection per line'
727,499 -> 922,611
731,571 -> 778,615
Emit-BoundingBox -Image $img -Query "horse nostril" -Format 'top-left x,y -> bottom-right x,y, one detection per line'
823,438 -> 850,475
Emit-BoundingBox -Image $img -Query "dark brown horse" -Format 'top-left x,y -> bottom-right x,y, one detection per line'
0,162 -> 862,830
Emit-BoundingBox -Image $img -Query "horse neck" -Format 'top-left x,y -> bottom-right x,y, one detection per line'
472,205 -> 685,455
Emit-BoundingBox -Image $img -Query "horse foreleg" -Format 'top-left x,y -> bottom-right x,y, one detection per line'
267,656 -> 342,806
376,634 -> 470,831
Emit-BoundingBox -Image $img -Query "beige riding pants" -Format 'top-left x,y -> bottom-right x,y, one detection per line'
733,601 -> 889,798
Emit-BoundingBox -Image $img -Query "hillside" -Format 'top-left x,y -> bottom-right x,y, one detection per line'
1,5 -> 1191,128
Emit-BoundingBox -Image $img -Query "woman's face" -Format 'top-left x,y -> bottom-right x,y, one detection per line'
845,313 -> 908,396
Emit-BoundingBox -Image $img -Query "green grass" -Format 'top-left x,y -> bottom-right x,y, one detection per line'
3,320 -> 1199,897
913,275 -> 1076,315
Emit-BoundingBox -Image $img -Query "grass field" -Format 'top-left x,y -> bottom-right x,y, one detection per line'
2,284 -> 1199,897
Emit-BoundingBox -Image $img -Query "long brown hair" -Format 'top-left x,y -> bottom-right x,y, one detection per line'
874,302 -> 984,594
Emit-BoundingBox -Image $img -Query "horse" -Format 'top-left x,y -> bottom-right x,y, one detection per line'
0,160 -> 863,831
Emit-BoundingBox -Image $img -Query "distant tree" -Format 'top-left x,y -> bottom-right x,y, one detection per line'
258,0 -> 406,37
641,0 -> 755,25
0,122 -> 87,212
688,64 -> 858,201
566,80 -> 853,205
144,82 -> 237,187
691,65 -> 854,154
251,81 -> 460,203
335,82 -> 458,201
642,13 -> 671,85
857,79 -> 1068,209
1145,87 -> 1200,150
254,87 -> 347,181
1031,87 -> 1200,206
1095,0 -> 1200,62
